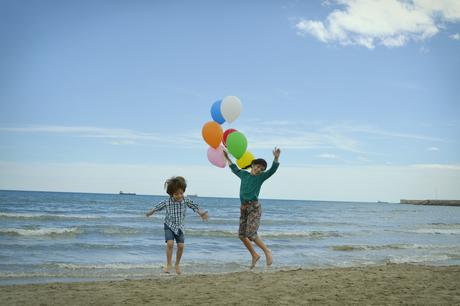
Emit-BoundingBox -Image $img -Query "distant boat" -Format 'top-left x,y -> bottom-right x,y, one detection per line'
377,201 -> 388,203
188,194 -> 198,197
119,191 -> 136,195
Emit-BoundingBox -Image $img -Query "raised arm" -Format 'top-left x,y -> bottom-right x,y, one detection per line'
223,150 -> 244,178
261,147 -> 281,181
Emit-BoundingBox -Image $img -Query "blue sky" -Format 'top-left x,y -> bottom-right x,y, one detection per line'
1,0 -> 459,202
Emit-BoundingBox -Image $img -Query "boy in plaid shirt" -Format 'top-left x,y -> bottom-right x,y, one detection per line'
146,176 -> 208,274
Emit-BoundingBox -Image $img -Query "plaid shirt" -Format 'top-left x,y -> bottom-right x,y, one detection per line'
150,197 -> 205,235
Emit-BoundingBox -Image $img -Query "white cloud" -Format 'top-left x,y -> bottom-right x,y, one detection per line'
296,0 -> 460,49
318,153 -> 338,159
449,33 -> 460,40
0,125 -> 200,146
1,122 -> 443,156
412,163 -> 460,171
427,146 -> 439,151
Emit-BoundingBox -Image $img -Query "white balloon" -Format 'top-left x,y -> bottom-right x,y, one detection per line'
221,96 -> 242,123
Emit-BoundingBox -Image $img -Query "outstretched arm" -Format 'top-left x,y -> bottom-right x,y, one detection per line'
261,147 -> 281,181
186,199 -> 209,221
145,200 -> 167,217
224,150 -> 244,178
223,150 -> 233,166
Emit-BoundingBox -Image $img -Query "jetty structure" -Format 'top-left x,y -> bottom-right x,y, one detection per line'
400,199 -> 460,207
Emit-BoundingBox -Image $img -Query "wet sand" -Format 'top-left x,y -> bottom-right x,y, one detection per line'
1,264 -> 459,305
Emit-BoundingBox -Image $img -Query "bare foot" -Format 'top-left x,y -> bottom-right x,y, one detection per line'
250,254 -> 261,269
163,265 -> 172,273
266,249 -> 273,266
175,265 -> 181,275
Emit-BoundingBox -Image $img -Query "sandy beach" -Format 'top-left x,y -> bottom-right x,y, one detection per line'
1,264 -> 459,305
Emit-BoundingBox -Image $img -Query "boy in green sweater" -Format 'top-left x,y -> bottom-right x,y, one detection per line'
223,147 -> 281,268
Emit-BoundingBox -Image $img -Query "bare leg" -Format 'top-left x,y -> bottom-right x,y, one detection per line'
253,236 -> 272,266
164,240 -> 174,273
175,243 -> 184,275
240,237 -> 260,268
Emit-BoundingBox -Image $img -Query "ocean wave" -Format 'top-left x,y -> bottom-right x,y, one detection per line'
388,224 -> 460,235
186,229 -> 343,239
0,212 -> 103,221
332,244 -> 413,251
385,254 -> 451,264
0,227 -> 81,236
0,212 -> 141,221
261,231 -> 343,239
101,226 -> 140,235
47,263 -> 164,270
332,243 -> 460,252
410,229 -> 460,235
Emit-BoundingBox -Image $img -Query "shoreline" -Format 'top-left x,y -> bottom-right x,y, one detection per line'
1,264 -> 459,305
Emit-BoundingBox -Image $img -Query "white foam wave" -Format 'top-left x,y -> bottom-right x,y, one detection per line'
187,229 -> 342,239
0,212 -> 101,220
261,231 -> 342,239
0,227 -> 81,236
412,229 -> 460,235
386,254 -> 451,264
51,263 -> 163,270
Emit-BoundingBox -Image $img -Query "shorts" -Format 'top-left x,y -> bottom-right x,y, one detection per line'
164,224 -> 185,244
239,200 -> 261,241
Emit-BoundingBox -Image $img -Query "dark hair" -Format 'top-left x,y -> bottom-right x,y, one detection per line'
250,158 -> 267,170
164,176 -> 187,196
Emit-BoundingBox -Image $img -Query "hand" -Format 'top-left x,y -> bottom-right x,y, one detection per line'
200,212 -> 209,222
273,147 -> 281,161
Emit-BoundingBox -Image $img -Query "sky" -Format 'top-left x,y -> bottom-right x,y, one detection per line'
0,0 -> 459,202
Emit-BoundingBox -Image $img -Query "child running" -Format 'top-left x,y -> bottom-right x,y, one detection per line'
223,147 -> 281,268
145,176 -> 208,274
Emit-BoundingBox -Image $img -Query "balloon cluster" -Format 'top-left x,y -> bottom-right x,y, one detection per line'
201,96 -> 254,169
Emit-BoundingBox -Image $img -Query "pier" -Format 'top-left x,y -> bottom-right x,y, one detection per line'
400,199 -> 460,206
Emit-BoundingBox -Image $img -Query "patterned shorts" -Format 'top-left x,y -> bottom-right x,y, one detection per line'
239,200 -> 261,241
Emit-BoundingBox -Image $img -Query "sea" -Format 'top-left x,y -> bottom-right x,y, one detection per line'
1,190 -> 459,285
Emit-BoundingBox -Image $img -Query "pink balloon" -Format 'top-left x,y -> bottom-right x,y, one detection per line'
207,146 -> 226,168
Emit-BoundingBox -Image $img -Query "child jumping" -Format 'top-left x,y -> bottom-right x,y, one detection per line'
146,176 -> 208,274
223,147 -> 281,268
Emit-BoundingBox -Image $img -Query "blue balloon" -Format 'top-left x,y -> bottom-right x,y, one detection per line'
211,100 -> 225,124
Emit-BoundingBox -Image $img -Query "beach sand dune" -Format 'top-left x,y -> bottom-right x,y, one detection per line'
1,264 -> 459,305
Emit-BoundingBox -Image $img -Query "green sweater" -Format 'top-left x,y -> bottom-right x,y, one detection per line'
230,161 -> 280,203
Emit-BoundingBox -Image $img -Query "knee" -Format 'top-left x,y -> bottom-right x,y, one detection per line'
166,241 -> 174,249
177,243 -> 184,250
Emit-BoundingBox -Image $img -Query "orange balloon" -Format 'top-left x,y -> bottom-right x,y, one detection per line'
202,121 -> 223,149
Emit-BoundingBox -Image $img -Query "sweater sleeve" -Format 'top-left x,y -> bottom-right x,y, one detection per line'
229,163 -> 245,179
261,161 -> 280,181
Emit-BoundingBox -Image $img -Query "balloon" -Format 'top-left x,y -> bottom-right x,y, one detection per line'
222,128 -> 237,147
237,151 -> 254,169
226,131 -> 247,159
207,146 -> 226,168
202,121 -> 223,149
221,96 -> 242,123
210,100 -> 225,124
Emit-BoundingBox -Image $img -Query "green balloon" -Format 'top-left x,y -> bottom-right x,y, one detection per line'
227,131 -> 247,159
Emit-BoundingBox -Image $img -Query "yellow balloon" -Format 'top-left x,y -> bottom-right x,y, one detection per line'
237,151 -> 255,169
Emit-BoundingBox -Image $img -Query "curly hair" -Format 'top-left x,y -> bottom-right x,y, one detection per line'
164,176 -> 187,196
